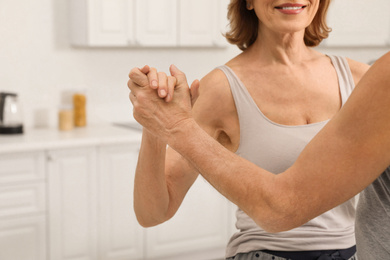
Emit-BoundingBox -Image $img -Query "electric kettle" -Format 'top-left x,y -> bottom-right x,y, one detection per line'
0,92 -> 24,134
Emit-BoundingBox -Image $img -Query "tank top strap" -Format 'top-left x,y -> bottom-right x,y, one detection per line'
327,55 -> 355,105
216,65 -> 260,121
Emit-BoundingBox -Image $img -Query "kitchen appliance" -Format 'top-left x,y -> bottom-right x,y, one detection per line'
0,92 -> 24,134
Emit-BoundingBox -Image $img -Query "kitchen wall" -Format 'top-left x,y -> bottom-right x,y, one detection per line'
0,0 -> 388,129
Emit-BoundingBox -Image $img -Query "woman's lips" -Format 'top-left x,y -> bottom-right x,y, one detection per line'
275,4 -> 306,14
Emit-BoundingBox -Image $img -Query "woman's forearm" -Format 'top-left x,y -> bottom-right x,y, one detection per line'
133,130 -> 170,227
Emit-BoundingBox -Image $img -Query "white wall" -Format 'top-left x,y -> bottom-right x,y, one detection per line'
0,0 -> 388,129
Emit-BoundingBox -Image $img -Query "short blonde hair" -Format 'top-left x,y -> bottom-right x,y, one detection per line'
224,0 -> 332,50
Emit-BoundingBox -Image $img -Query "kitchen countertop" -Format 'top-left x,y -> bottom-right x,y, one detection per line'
0,124 -> 142,154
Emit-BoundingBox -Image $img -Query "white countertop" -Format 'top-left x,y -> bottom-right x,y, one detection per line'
0,124 -> 142,154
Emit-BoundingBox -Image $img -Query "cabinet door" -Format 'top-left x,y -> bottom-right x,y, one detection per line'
47,148 -> 98,260
145,177 -> 230,260
135,0 -> 177,46
179,0 -> 214,46
0,215 -> 46,260
97,144 -> 144,260
70,0 -> 134,46
324,0 -> 390,46
179,0 -> 229,47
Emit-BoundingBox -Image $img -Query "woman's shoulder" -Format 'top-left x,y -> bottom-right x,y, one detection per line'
345,58 -> 370,86
197,54 -> 247,106
198,67 -> 231,97
192,67 -> 236,123
191,67 -> 240,150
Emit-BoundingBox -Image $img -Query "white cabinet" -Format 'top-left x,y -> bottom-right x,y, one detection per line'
324,0 -> 390,46
70,0 -> 229,47
135,0 -> 177,46
179,0 -> 229,47
47,147 -> 98,260
70,0 -> 132,46
97,143 -> 231,260
47,143 -> 230,260
0,152 -> 47,260
46,142 -> 144,260
0,126 -> 235,260
98,144 -> 144,260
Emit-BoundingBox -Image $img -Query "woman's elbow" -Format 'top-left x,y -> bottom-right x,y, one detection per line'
135,212 -> 166,228
133,203 -> 168,228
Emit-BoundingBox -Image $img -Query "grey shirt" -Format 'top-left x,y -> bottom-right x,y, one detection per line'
356,167 -> 390,259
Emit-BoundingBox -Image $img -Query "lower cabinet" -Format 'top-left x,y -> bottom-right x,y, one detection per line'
47,147 -> 98,260
0,152 -> 46,260
47,144 -> 144,260
98,144 -> 144,260
1,142 -> 234,260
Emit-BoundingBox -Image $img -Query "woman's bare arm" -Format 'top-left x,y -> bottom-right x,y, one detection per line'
131,66 -> 237,227
131,67 -> 198,227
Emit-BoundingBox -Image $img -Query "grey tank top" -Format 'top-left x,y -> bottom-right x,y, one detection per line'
356,167 -> 390,259
218,55 -> 357,258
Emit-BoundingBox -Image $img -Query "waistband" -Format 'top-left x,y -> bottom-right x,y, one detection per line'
261,245 -> 356,260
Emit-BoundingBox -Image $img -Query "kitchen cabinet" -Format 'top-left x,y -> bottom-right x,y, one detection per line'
47,144 -> 145,260
179,0 -> 229,47
70,0 -> 229,47
0,125 -> 235,260
135,0 -> 177,46
70,0 -> 131,46
47,147 -> 98,260
324,0 -> 390,46
98,144 -> 144,260
0,152 -> 47,260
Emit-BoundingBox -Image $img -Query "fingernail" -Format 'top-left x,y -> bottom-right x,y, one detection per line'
152,80 -> 158,88
160,89 -> 166,97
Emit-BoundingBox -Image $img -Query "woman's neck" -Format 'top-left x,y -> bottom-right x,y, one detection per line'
246,28 -> 313,66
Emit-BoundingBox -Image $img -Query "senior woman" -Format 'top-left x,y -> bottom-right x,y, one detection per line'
131,0 -> 370,259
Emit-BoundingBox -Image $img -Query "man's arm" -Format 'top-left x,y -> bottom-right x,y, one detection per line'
129,53 -> 390,232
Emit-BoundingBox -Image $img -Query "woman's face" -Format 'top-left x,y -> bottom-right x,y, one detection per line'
248,0 -> 320,35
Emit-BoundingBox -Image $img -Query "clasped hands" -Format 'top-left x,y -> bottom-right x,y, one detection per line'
127,64 -> 199,143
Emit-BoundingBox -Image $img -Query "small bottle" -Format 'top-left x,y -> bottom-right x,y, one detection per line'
58,105 -> 74,131
73,93 -> 87,127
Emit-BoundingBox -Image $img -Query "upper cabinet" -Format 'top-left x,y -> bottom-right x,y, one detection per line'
70,0 -> 130,46
179,0 -> 229,47
135,0 -> 177,46
70,0 -> 230,47
324,0 -> 390,46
